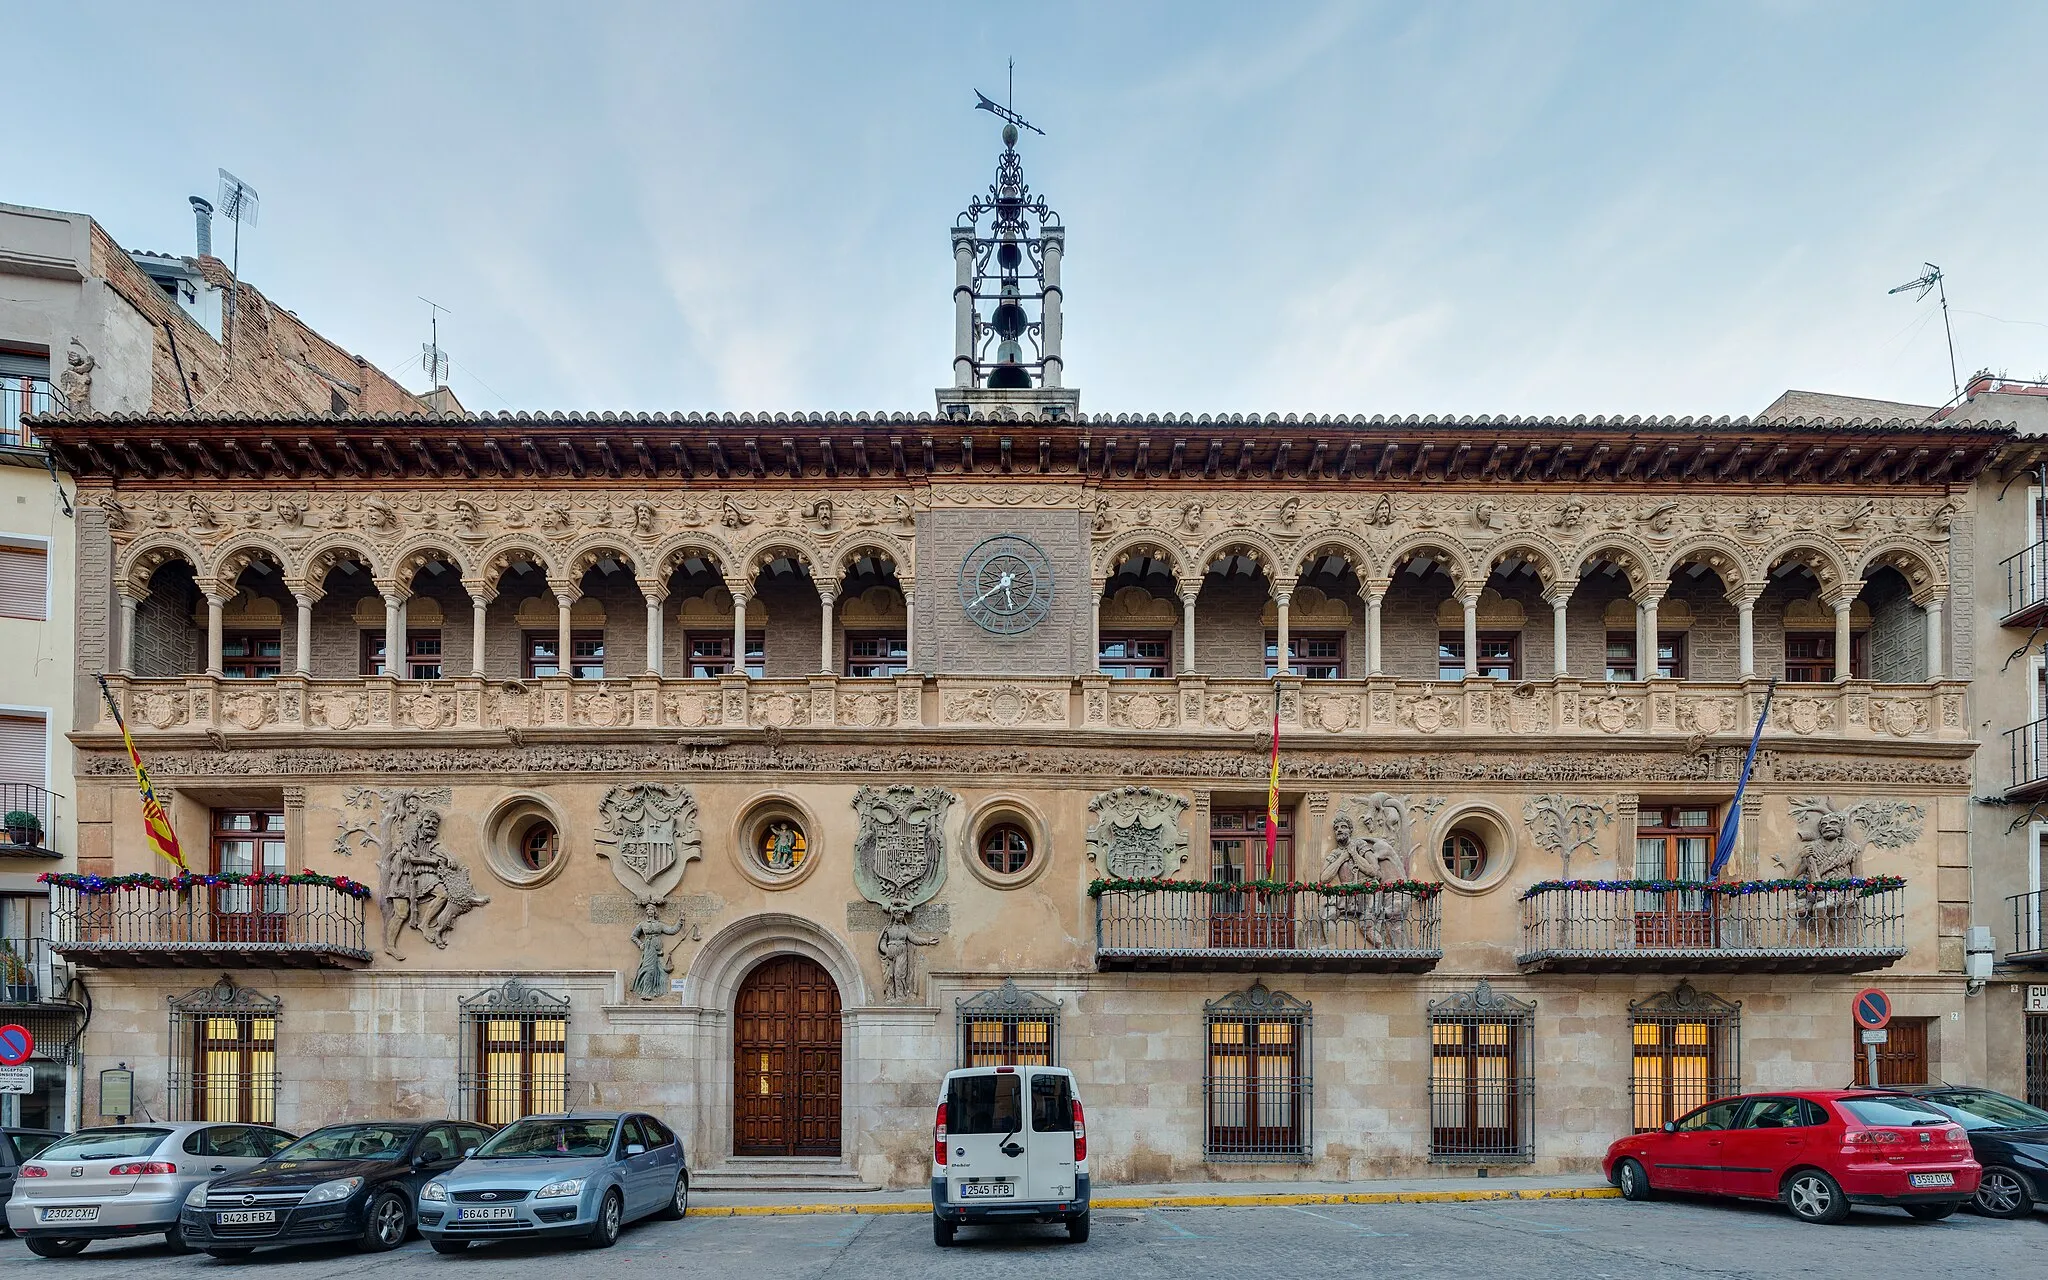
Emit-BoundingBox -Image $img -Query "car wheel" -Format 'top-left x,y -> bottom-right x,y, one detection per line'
586,1190 -> 623,1248
1066,1211 -> 1091,1243
933,1216 -> 955,1247
1973,1166 -> 2035,1219
429,1238 -> 470,1254
163,1223 -> 192,1254
659,1172 -> 689,1220
360,1189 -> 410,1252
206,1248 -> 256,1260
1615,1158 -> 1654,1202
1783,1169 -> 1851,1224
1904,1201 -> 1959,1221
25,1237 -> 91,1258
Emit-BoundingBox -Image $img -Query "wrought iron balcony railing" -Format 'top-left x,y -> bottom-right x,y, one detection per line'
0,783 -> 60,857
2011,890 -> 2048,965
2003,540 -> 2048,625
1094,884 -> 1442,971
0,379 -> 65,449
47,879 -> 372,969
0,936 -> 69,1005
2010,717 -> 2048,794
1517,881 -> 1908,973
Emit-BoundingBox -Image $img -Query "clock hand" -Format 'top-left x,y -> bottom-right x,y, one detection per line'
967,580 -> 1006,609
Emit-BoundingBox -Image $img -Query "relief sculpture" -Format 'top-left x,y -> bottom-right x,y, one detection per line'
1085,785 -> 1191,878
852,784 -> 955,910
334,787 -> 490,960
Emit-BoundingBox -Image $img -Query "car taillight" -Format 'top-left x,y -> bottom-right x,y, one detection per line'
18,1165 -> 47,1177
1072,1099 -> 1087,1163
108,1162 -> 178,1175
1941,1125 -> 1967,1146
1843,1129 -> 1900,1145
934,1101 -> 948,1168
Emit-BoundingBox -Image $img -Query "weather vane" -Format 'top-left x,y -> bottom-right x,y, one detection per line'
975,58 -> 1044,138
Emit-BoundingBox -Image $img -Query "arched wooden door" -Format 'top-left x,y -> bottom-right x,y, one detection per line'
733,955 -> 842,1156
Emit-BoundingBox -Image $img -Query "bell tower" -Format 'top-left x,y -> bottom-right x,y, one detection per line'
937,98 -> 1079,420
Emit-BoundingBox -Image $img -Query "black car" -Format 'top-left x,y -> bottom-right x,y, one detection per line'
2,1128 -> 62,1237
1892,1087 -> 2048,1218
178,1119 -> 495,1258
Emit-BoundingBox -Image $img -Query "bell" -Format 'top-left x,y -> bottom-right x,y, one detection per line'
988,362 -> 1032,390
997,242 -> 1022,270
991,301 -> 1028,339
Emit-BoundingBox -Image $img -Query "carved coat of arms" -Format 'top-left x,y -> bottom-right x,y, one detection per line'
852,785 -> 955,909
1086,786 -> 1190,879
596,783 -> 702,904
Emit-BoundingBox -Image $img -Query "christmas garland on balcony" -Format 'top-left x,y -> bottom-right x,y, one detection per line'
1088,876 -> 1442,900
38,870 -> 373,899
1519,875 -> 1905,902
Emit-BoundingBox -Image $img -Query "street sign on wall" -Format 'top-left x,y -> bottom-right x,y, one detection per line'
0,1064 -> 30,1093
2027,985 -> 2048,1014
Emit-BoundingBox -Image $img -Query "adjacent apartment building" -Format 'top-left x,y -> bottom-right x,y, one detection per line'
0,196 -> 427,1129
29,132 -> 2019,1188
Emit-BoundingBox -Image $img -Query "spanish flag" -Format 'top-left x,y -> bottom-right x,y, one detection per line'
1264,681 -> 1282,880
95,675 -> 186,871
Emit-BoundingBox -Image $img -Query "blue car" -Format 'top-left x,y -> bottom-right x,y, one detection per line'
416,1112 -> 687,1253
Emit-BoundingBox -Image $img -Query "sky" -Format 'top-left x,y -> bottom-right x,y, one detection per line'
13,2 -> 2048,418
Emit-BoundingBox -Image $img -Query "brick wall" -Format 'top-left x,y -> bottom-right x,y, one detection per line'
1381,569 -> 1455,678
1192,571 -> 1272,678
1864,567 -> 1926,682
313,569 -> 379,676
1667,571 -> 1740,679
756,572 -> 822,678
132,561 -> 200,678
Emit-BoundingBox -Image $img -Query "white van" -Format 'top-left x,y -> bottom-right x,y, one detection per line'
930,1064 -> 1090,1245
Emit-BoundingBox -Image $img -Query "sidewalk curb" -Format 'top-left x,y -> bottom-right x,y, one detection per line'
687,1186 -> 1621,1218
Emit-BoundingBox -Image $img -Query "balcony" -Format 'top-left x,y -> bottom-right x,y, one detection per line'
0,936 -> 88,1061
0,783 -> 61,858
2010,718 -> 2048,797
2010,891 -> 2048,968
0,379 -> 64,450
2002,540 -> 2048,628
47,876 -> 372,969
1517,880 -> 1908,973
1093,883 -> 1442,972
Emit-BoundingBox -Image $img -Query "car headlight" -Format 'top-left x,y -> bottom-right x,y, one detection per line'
534,1178 -> 585,1199
420,1182 -> 448,1202
185,1183 -> 212,1209
303,1176 -> 364,1205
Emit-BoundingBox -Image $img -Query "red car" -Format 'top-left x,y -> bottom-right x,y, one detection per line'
1604,1090 -> 1980,1224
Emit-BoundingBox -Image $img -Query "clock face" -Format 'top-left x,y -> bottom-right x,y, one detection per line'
958,534 -> 1055,635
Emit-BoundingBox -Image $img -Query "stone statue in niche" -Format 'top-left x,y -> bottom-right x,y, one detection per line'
878,906 -> 939,1004
629,901 -> 686,1000
765,821 -> 800,871
59,340 -> 94,407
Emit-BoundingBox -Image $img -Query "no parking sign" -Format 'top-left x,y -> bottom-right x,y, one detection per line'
0,1023 -> 33,1067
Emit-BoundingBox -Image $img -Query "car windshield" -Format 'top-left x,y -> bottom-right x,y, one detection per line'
474,1119 -> 616,1158
1838,1097 -> 1952,1127
1920,1091 -> 2048,1131
275,1125 -> 416,1162
33,1128 -> 172,1162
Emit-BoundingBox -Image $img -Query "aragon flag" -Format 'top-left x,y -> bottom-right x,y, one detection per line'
95,675 -> 187,870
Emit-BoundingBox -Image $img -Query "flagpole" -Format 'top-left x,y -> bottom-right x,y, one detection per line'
1709,678 -> 1777,881
96,672 -> 189,871
1265,680 -> 1282,881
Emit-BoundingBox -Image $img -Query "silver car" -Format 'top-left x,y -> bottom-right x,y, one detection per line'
417,1112 -> 687,1253
4,1122 -> 296,1258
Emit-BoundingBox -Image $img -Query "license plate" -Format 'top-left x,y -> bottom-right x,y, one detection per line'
958,1181 -> 1014,1199
1909,1172 -> 1955,1188
217,1210 -> 276,1225
39,1206 -> 98,1223
459,1206 -> 517,1221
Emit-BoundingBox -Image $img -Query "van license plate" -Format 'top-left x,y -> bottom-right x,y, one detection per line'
1909,1173 -> 1955,1188
959,1181 -> 1013,1198
459,1206 -> 517,1221
217,1210 -> 276,1225
39,1207 -> 98,1223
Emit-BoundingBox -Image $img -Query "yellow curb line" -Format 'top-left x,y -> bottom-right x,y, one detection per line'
687,1186 -> 1620,1217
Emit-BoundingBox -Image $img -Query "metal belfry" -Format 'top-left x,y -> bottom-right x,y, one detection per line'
952,92 -> 1064,391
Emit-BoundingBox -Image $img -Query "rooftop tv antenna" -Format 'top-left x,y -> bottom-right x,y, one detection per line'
1887,262 -> 1960,401
419,297 -> 450,389
216,169 -> 260,361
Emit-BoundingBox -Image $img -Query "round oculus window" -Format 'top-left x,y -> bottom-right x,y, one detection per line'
518,822 -> 558,873
1442,830 -> 1489,883
978,823 -> 1032,875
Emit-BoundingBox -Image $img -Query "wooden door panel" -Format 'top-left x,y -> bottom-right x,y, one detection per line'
734,955 -> 842,1157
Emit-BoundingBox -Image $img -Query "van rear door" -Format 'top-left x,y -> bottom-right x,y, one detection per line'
945,1072 -> 1027,1203
1025,1071 -> 1077,1201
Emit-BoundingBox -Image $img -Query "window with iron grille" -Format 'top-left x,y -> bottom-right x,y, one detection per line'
168,976 -> 280,1124
2026,1014 -> 2048,1110
1428,981 -> 1534,1163
956,978 -> 1060,1068
1629,983 -> 1740,1133
1204,983 -> 1311,1163
457,978 -> 570,1124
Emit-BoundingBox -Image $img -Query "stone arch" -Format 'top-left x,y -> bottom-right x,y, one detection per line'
1095,529 -> 1189,585
1765,539 -> 1852,597
475,534 -> 559,587
206,534 -> 291,596
1196,529 -> 1288,582
681,909 -> 869,1010
746,538 -> 819,578
829,532 -> 912,585
118,535 -> 206,598
1483,537 -> 1567,590
1380,533 -> 1473,588
651,533 -> 734,584
297,534 -> 384,591
388,535 -> 474,587
1293,532 -> 1376,581
1855,537 -> 1946,602
564,537 -> 644,583
1664,534 -> 1754,600
1573,534 -> 1660,593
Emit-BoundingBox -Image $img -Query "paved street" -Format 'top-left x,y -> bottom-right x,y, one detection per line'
3,1197 -> 2039,1278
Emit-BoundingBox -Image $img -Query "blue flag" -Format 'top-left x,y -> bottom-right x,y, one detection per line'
1710,679 -> 1777,879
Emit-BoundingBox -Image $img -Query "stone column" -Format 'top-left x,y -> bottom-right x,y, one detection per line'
293,592 -> 314,677
383,591 -> 405,681
205,593 -> 226,676
1041,226 -> 1065,388
646,588 -> 666,678
1638,593 -> 1662,678
1461,590 -> 1479,679
117,592 -> 139,676
1546,587 -> 1571,676
1089,578 -> 1105,674
951,230 -> 976,389
471,594 -> 490,678
1737,594 -> 1757,678
731,587 -> 750,677
556,590 -> 575,679
1924,593 -> 1945,680
1181,590 -> 1197,674
819,588 -> 837,675
901,578 -> 917,674
1275,588 -> 1293,675
1832,594 -> 1853,681
1365,578 -> 1388,676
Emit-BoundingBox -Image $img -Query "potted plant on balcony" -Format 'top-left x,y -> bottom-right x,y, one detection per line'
0,938 -> 31,1002
2,810 -> 41,849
